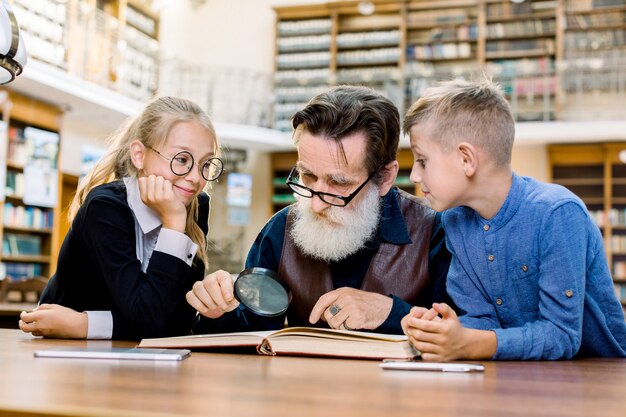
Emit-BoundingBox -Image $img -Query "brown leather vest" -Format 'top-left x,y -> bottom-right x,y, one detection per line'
278,189 -> 435,327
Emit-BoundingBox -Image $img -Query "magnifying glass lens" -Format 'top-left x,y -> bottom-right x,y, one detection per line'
234,268 -> 289,317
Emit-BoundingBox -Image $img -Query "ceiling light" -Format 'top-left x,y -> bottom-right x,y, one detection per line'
0,0 -> 27,84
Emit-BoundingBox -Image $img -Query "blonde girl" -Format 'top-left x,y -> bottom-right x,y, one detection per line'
20,96 -> 222,340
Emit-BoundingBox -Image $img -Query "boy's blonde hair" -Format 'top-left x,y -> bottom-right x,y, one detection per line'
403,77 -> 515,168
69,96 -> 219,268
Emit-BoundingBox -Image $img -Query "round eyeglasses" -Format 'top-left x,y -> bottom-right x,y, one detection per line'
147,147 -> 224,182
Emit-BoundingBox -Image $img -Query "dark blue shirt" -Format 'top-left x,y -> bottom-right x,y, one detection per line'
195,188 -> 451,335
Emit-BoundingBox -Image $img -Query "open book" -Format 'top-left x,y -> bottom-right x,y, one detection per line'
138,327 -> 420,360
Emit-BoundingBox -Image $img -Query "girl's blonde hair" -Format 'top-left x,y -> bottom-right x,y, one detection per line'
69,96 -> 219,268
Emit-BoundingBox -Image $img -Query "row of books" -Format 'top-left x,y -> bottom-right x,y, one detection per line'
407,9 -> 473,27
565,11 -> 626,30
2,234 -> 42,257
7,126 -> 60,169
486,1 -> 556,19
336,31 -> 400,49
500,75 -> 558,97
487,57 -> 555,77
409,25 -> 478,44
13,3 -> 67,69
274,68 -> 330,86
337,66 -> 400,84
566,0 -> 626,12
336,48 -> 401,66
277,34 -> 331,52
614,262 -> 626,279
584,208 -> 626,227
276,52 -> 331,69
611,235 -> 626,252
126,4 -> 157,38
408,43 -> 472,61
275,85 -> 329,103
565,29 -> 626,50
119,27 -> 159,102
563,48 -> 626,63
486,19 -> 556,39
486,38 -> 556,54
0,262 -> 42,281
3,203 -> 54,230
5,171 -> 24,198
274,102 -> 307,118
14,0 -> 65,24
278,19 -> 332,36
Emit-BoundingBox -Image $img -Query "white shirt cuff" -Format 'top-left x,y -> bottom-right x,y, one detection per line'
154,228 -> 198,266
86,311 -> 113,339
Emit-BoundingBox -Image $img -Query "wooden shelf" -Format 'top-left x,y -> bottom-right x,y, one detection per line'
553,178 -> 604,186
487,32 -> 557,41
0,90 -> 63,279
485,49 -> 555,59
1,255 -> 51,263
486,12 -> 556,24
565,6 -> 626,16
566,24 -> 626,32
3,226 -> 53,235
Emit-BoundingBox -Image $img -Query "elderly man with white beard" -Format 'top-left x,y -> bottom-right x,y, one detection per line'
188,86 -> 452,335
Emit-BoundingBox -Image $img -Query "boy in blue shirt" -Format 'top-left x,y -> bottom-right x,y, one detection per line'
401,78 -> 626,360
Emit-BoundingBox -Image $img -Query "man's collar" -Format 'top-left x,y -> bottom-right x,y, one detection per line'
123,176 -> 162,234
378,187 -> 412,245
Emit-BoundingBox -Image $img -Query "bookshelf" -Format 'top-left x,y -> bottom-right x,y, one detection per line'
560,0 -> 626,120
335,4 -> 404,112
405,0 -> 480,111
273,0 -> 626,127
484,0 -> 559,122
274,12 -> 332,132
0,91 -> 62,289
13,0 -> 160,102
548,143 -> 626,310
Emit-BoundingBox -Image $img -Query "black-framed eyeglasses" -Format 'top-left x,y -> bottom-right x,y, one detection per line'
147,146 -> 224,182
286,166 -> 377,207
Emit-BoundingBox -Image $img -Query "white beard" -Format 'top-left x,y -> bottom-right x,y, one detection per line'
290,184 -> 381,262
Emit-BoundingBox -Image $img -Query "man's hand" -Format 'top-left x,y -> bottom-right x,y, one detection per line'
186,270 -> 240,319
308,287 -> 393,331
401,302 -> 496,361
138,174 -> 187,233
19,304 -> 88,339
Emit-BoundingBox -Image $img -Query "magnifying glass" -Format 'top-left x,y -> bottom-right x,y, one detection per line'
233,267 -> 290,317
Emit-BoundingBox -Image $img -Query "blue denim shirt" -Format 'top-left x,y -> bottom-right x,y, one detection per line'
443,173 -> 626,359
194,188 -> 451,335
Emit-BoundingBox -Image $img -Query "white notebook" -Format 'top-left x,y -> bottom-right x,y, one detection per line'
34,347 -> 191,361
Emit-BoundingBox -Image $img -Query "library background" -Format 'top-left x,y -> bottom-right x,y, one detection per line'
0,0 -> 625,325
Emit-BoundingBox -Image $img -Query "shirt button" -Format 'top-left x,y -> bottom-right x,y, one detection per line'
496,298 -> 503,305
187,253 -> 193,259
521,265 -> 528,272
483,224 -> 490,231
565,289 -> 573,298
488,254 -> 495,262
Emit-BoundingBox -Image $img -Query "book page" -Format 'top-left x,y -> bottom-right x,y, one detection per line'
139,330 -> 277,349
269,326 -> 409,342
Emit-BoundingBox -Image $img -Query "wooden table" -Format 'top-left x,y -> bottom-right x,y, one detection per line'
0,329 -> 625,417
